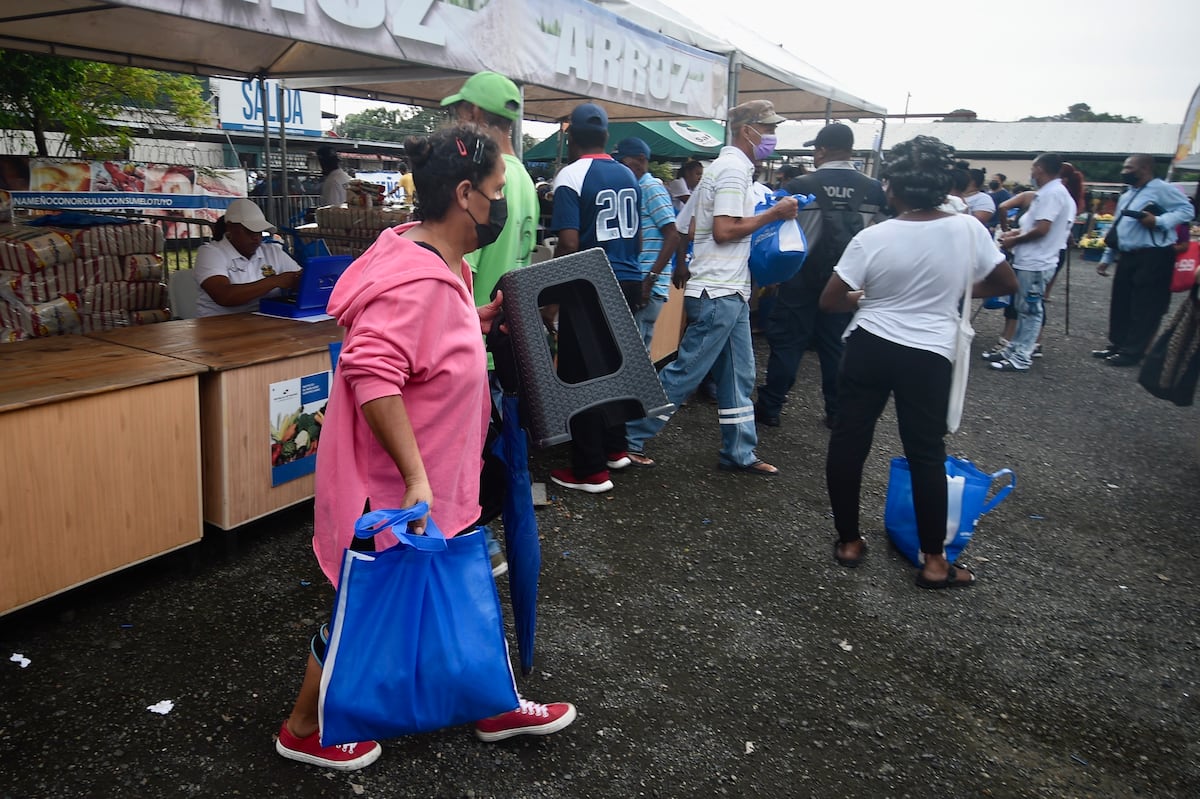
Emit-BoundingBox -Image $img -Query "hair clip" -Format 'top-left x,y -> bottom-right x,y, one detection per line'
456,137 -> 468,157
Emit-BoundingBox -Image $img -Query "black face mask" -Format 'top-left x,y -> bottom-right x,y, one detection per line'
467,191 -> 508,249
988,181 -> 1000,191
1119,171 -> 1139,186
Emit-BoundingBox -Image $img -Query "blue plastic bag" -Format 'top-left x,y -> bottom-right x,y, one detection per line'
982,295 -> 1012,310
748,191 -> 815,286
884,456 -> 1015,565
318,504 -> 519,746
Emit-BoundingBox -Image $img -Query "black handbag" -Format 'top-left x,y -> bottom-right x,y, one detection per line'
1138,286 -> 1200,407
1103,222 -> 1119,251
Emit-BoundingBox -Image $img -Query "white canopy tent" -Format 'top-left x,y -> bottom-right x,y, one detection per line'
590,0 -> 886,121
0,0 -> 884,123
0,0 -> 730,122
0,0 -> 732,219
0,0 -> 886,212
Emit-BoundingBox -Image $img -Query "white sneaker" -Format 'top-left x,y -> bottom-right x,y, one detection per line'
981,338 -> 1010,361
605,452 -> 632,470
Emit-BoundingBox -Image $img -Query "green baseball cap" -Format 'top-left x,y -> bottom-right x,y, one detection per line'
441,71 -> 522,122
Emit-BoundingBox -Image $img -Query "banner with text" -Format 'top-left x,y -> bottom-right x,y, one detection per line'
212,77 -> 324,138
9,159 -> 248,237
113,0 -> 729,120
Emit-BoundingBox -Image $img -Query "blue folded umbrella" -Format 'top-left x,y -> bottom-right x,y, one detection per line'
495,394 -> 541,676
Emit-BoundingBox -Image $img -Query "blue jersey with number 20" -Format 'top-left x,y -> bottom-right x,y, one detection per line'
550,154 -> 642,282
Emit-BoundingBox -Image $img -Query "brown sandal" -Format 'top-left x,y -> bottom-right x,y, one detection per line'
915,564 -> 976,590
834,538 -> 867,568
717,459 -> 779,476
627,452 -> 656,468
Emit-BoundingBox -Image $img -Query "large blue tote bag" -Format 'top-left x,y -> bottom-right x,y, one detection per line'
884,456 -> 1015,566
748,191 -> 814,286
318,504 -> 519,746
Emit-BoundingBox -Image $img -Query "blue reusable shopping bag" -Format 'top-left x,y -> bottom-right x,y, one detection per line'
884,456 -> 1015,566
318,504 -> 519,746
748,191 -> 815,286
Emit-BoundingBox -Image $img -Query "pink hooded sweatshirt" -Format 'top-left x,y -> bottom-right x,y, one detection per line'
313,223 -> 489,584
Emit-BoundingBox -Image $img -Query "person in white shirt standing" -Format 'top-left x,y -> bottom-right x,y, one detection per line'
624,100 -> 798,474
987,153 -> 1076,372
820,135 -> 1016,587
317,146 -> 352,207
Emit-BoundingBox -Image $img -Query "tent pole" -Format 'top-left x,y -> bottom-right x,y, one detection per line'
726,53 -> 741,144
277,83 -> 290,229
259,75 -> 272,222
825,98 -> 832,125
1064,246 -> 1071,336
514,84 -> 525,160
555,121 -> 566,173
874,118 -> 888,179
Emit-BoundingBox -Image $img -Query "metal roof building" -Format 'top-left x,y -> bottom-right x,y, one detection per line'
777,122 -> 1180,159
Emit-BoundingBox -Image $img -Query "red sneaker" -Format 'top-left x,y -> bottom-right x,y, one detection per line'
275,722 -> 381,771
550,468 -> 613,494
605,452 -> 632,470
475,699 -> 577,742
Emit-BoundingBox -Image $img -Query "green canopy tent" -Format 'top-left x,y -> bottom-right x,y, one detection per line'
524,120 -> 726,162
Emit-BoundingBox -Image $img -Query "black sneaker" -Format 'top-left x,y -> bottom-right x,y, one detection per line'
1091,347 -> 1117,359
754,403 -> 780,427
1106,353 -> 1140,367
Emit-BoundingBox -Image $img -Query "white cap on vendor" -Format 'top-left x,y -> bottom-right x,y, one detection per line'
224,199 -> 276,233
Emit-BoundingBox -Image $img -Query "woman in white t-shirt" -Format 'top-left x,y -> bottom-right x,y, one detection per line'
962,167 -> 997,225
819,136 -> 1017,589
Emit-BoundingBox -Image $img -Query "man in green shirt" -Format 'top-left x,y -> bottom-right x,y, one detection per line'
442,71 -> 539,309
442,71 -> 540,577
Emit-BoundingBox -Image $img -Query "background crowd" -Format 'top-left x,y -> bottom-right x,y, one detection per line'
181,67 -> 1198,772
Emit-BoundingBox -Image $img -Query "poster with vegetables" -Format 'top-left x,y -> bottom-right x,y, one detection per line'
269,371 -> 330,487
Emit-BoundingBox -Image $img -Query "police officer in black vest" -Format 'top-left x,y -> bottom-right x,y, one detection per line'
757,123 -> 886,429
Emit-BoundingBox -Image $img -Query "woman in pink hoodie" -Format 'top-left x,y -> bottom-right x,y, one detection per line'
275,125 -> 576,771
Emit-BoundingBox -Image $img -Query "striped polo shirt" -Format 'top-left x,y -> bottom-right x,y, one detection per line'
687,145 -> 756,300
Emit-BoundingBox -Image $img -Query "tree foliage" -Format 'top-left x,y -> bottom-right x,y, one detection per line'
0,50 -> 211,157
336,106 -> 447,141
337,106 -> 540,155
1021,102 -> 1143,124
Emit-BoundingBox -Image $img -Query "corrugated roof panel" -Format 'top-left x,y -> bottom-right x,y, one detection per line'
778,122 -> 1179,157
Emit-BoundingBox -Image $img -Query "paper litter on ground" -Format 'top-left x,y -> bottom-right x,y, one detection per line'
10,653 -> 30,668
146,700 -> 175,715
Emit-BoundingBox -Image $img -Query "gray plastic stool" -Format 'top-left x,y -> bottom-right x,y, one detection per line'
497,248 -> 673,448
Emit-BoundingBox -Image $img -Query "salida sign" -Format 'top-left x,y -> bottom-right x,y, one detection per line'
138,0 -> 728,120
212,77 -> 322,137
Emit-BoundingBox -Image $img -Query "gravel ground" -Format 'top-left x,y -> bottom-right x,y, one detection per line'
1,262 -> 1197,799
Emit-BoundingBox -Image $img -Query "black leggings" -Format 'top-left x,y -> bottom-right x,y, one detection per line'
826,329 -> 951,555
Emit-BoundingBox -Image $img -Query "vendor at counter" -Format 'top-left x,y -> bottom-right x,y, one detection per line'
195,199 -> 302,317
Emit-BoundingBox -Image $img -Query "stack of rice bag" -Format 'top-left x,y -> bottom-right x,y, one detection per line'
313,205 -> 409,259
0,220 -> 169,342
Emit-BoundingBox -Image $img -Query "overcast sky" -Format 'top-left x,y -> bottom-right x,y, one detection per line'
673,0 -> 1199,124
323,0 -> 1199,130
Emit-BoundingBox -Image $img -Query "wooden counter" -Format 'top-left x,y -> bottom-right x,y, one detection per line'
90,315 -> 343,530
0,336 -> 205,615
